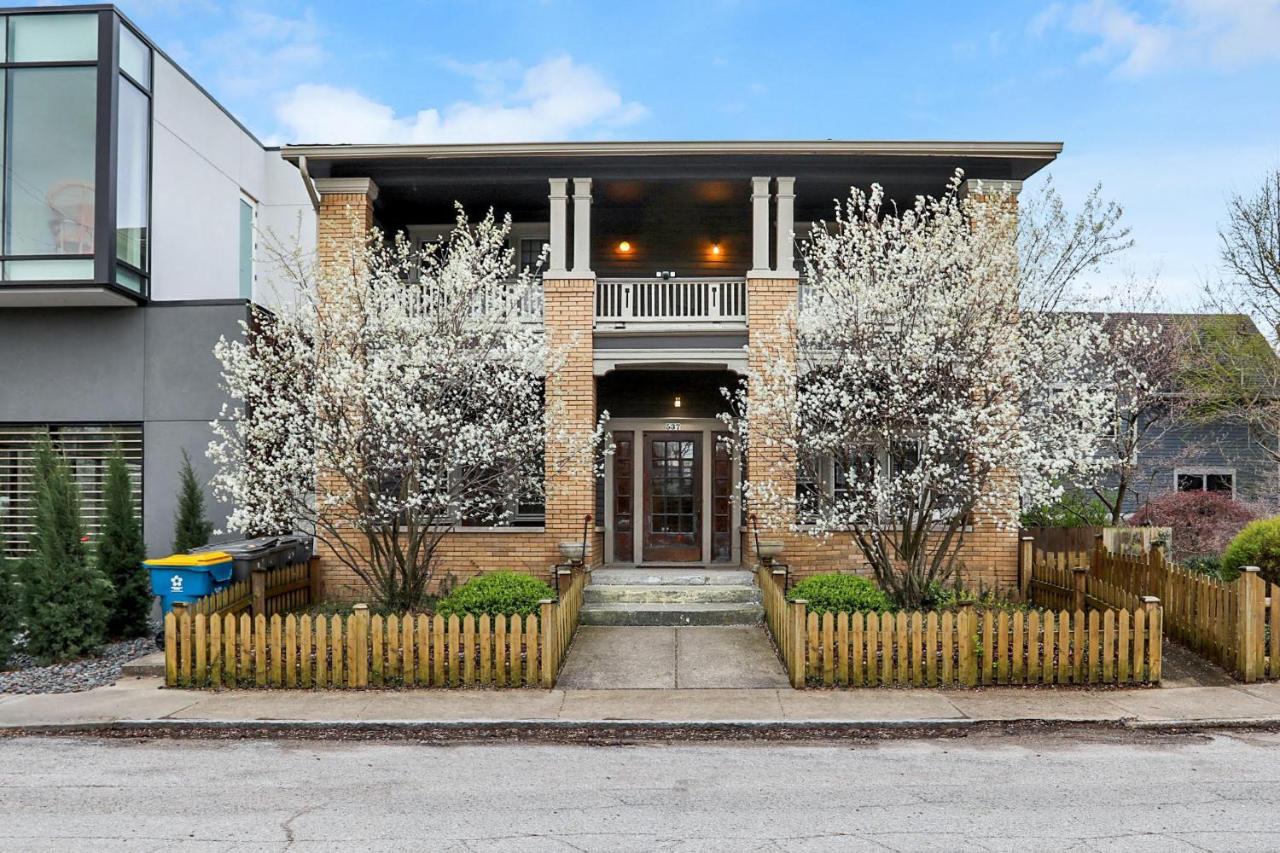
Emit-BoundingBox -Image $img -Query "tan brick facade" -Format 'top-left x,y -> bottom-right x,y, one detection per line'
740,276 -> 1020,591
312,187 -> 598,597
310,188 -> 1018,599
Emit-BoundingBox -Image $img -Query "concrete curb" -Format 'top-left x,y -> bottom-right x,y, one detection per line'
6,715 -> 1280,740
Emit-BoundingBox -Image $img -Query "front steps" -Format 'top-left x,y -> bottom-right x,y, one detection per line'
580,568 -> 764,626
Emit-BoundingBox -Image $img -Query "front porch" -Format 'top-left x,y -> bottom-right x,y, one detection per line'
596,369 -> 743,569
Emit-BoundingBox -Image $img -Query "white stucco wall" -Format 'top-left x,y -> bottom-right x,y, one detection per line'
149,56 -> 314,308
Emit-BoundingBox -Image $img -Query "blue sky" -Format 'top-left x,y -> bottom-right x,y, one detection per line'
47,0 -> 1280,305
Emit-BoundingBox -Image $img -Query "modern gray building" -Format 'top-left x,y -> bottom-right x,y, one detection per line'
0,5 -> 314,558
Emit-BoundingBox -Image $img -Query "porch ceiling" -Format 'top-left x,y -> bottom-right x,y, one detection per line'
285,141 -> 1061,227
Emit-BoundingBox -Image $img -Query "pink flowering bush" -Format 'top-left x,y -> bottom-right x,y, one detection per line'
1129,492 -> 1258,561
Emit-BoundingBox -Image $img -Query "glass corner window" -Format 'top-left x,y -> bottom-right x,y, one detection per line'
4,66 -> 98,257
115,264 -> 144,294
118,24 -> 150,90
6,258 -> 93,281
8,13 -> 98,63
116,77 -> 150,272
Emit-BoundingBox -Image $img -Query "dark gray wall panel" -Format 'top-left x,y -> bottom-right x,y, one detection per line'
142,418 -> 232,556
142,303 -> 247,422
0,307 -> 145,421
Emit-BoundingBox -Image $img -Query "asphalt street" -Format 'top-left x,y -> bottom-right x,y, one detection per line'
2,730 -> 1279,851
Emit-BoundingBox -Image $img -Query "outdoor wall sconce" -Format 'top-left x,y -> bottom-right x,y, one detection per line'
709,242 -> 722,257
616,240 -> 632,254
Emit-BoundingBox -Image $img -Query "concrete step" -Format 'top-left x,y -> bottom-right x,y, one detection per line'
589,568 -> 755,586
120,650 -> 165,678
579,602 -> 764,627
584,584 -> 760,605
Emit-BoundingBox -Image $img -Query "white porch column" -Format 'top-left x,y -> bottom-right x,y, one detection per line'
548,178 -> 569,274
571,177 -> 592,274
750,176 -> 771,274
775,176 -> 795,274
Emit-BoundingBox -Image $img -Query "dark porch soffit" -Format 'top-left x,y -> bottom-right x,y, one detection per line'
283,140 -> 1062,223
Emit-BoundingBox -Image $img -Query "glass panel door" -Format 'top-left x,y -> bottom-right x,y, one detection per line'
642,431 -> 702,562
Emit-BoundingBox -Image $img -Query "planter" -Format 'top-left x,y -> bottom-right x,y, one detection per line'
756,540 -> 785,561
558,541 -> 586,563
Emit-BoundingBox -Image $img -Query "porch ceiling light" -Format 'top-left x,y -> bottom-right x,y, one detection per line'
710,243 -> 722,256
673,395 -> 682,409
617,240 -> 632,254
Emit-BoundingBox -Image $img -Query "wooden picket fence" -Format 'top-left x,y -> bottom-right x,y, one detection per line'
1027,549 -> 1146,614
165,566 -> 587,689
756,566 -> 1161,687
1052,536 -> 1280,682
191,558 -> 319,619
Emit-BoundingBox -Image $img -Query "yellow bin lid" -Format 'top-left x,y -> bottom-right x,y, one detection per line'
144,551 -> 232,568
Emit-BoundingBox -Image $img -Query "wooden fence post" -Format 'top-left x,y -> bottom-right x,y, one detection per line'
1019,536 -> 1034,602
540,599 -> 556,688
352,603 -> 369,687
1142,596 -> 1162,683
790,599 -> 808,689
1148,541 -> 1165,598
251,567 -> 267,617
1092,533 -> 1104,575
1072,566 -> 1088,614
1237,567 -> 1262,682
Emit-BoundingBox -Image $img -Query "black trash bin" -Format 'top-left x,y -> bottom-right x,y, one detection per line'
190,535 -> 312,584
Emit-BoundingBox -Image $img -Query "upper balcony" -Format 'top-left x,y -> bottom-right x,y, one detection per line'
290,141 -> 1061,337
594,277 -> 747,332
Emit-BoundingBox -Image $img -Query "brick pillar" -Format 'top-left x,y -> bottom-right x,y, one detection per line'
745,275 -> 799,564
312,178 -> 379,599
959,177 -> 1021,591
314,178 -> 379,297
543,275 -> 598,564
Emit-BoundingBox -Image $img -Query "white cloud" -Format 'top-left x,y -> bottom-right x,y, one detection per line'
273,55 -> 646,144
1039,0 -> 1280,76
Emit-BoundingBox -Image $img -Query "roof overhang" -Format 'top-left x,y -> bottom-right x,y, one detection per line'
282,139 -> 1063,226
283,139 -> 1062,166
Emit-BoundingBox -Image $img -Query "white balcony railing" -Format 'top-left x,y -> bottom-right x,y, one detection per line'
594,278 -> 747,326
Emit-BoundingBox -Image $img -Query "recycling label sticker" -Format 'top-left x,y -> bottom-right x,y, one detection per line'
169,574 -> 184,593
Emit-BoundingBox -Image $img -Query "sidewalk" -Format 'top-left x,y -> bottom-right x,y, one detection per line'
7,673 -> 1280,732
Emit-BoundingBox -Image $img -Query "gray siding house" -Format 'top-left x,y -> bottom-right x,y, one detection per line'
1098,313 -> 1279,517
0,5 -> 314,558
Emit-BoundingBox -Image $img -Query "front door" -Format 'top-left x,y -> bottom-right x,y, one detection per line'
642,431 -> 702,562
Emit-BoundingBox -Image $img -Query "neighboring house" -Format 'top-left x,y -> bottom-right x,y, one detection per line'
0,5 -> 314,557
287,143 -> 1059,597
0,4 -> 1060,596
1102,313 -> 1279,516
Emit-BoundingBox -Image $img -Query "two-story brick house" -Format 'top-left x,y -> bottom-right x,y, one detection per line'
283,141 -> 1062,600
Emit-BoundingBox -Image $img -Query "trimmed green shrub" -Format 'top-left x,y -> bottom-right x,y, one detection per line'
786,573 -> 892,614
99,446 -> 150,639
434,571 -> 556,618
0,556 -> 18,666
1223,518 -> 1280,586
22,437 -> 112,664
172,450 -> 213,554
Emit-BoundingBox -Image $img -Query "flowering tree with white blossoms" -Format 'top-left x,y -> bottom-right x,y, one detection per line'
733,173 -> 1116,608
209,207 -> 600,610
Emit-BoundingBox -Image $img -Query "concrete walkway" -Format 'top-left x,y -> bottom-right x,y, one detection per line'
9,672 -> 1280,729
556,627 -> 790,689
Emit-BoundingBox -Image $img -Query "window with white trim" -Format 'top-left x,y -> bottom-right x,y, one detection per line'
1175,468 -> 1235,496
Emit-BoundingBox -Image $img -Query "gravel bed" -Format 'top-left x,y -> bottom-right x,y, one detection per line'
1,636 -> 156,695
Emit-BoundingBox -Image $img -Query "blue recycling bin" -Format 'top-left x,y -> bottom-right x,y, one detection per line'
144,551 -> 234,614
